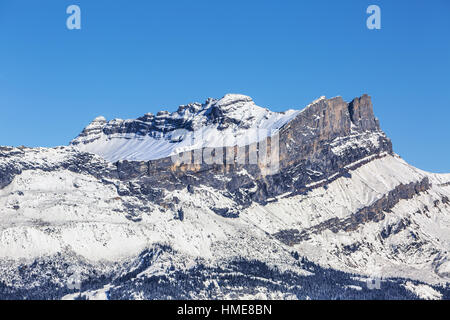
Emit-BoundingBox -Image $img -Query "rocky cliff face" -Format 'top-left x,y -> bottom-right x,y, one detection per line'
1,94 -> 449,300
70,94 -> 300,162
109,94 -> 392,207
274,177 -> 432,245
0,146 -> 117,189
348,94 -> 380,131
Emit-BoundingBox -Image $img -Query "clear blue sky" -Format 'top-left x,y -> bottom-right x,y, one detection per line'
0,0 -> 449,172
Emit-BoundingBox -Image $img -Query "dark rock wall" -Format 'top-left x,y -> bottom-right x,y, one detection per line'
1,95 -> 395,210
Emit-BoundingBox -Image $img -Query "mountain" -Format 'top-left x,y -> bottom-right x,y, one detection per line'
1,94 -> 449,300
70,94 -> 300,162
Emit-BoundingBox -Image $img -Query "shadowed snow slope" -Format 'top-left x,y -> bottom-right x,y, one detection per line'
1,94 -> 449,300
70,94 -> 300,162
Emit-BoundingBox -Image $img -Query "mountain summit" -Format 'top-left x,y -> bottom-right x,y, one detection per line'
1,94 -> 449,300
70,94 -> 382,164
70,93 -> 301,162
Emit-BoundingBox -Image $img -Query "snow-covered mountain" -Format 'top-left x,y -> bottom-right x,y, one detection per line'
70,94 -> 300,162
1,94 -> 450,300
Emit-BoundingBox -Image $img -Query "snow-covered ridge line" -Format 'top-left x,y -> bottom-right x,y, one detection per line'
274,177 -> 432,245
1,92 -> 450,298
69,94 -> 331,163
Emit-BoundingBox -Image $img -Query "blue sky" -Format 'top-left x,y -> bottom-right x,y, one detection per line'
0,0 -> 449,172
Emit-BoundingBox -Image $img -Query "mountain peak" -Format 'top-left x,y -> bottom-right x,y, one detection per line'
210,94 -> 261,119
70,94 -> 385,163
93,116 -> 107,122
216,94 -> 254,108
348,94 -> 380,131
70,94 -> 300,162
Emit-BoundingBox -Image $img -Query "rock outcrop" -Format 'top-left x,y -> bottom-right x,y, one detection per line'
274,177 -> 432,245
110,94 -> 393,206
1,93 -> 449,300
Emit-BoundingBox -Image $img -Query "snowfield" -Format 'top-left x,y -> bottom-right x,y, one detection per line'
71,94 -> 300,162
1,153 -> 449,287
1,94 -> 449,299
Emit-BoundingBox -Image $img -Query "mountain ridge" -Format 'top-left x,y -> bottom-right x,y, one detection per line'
69,94 -> 319,162
1,93 -> 450,300
70,93 -> 387,164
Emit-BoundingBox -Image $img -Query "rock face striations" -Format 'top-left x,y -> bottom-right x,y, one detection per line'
87,94 -> 393,207
1,94 -> 450,300
70,94 -> 301,162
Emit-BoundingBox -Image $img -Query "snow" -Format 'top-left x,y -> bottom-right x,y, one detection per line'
238,154 -> 450,284
309,96 -> 326,106
330,131 -> 383,156
1,140 -> 450,289
2,150 -> 449,285
71,94 -> 301,162
2,92 -> 450,298
403,282 -> 443,300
